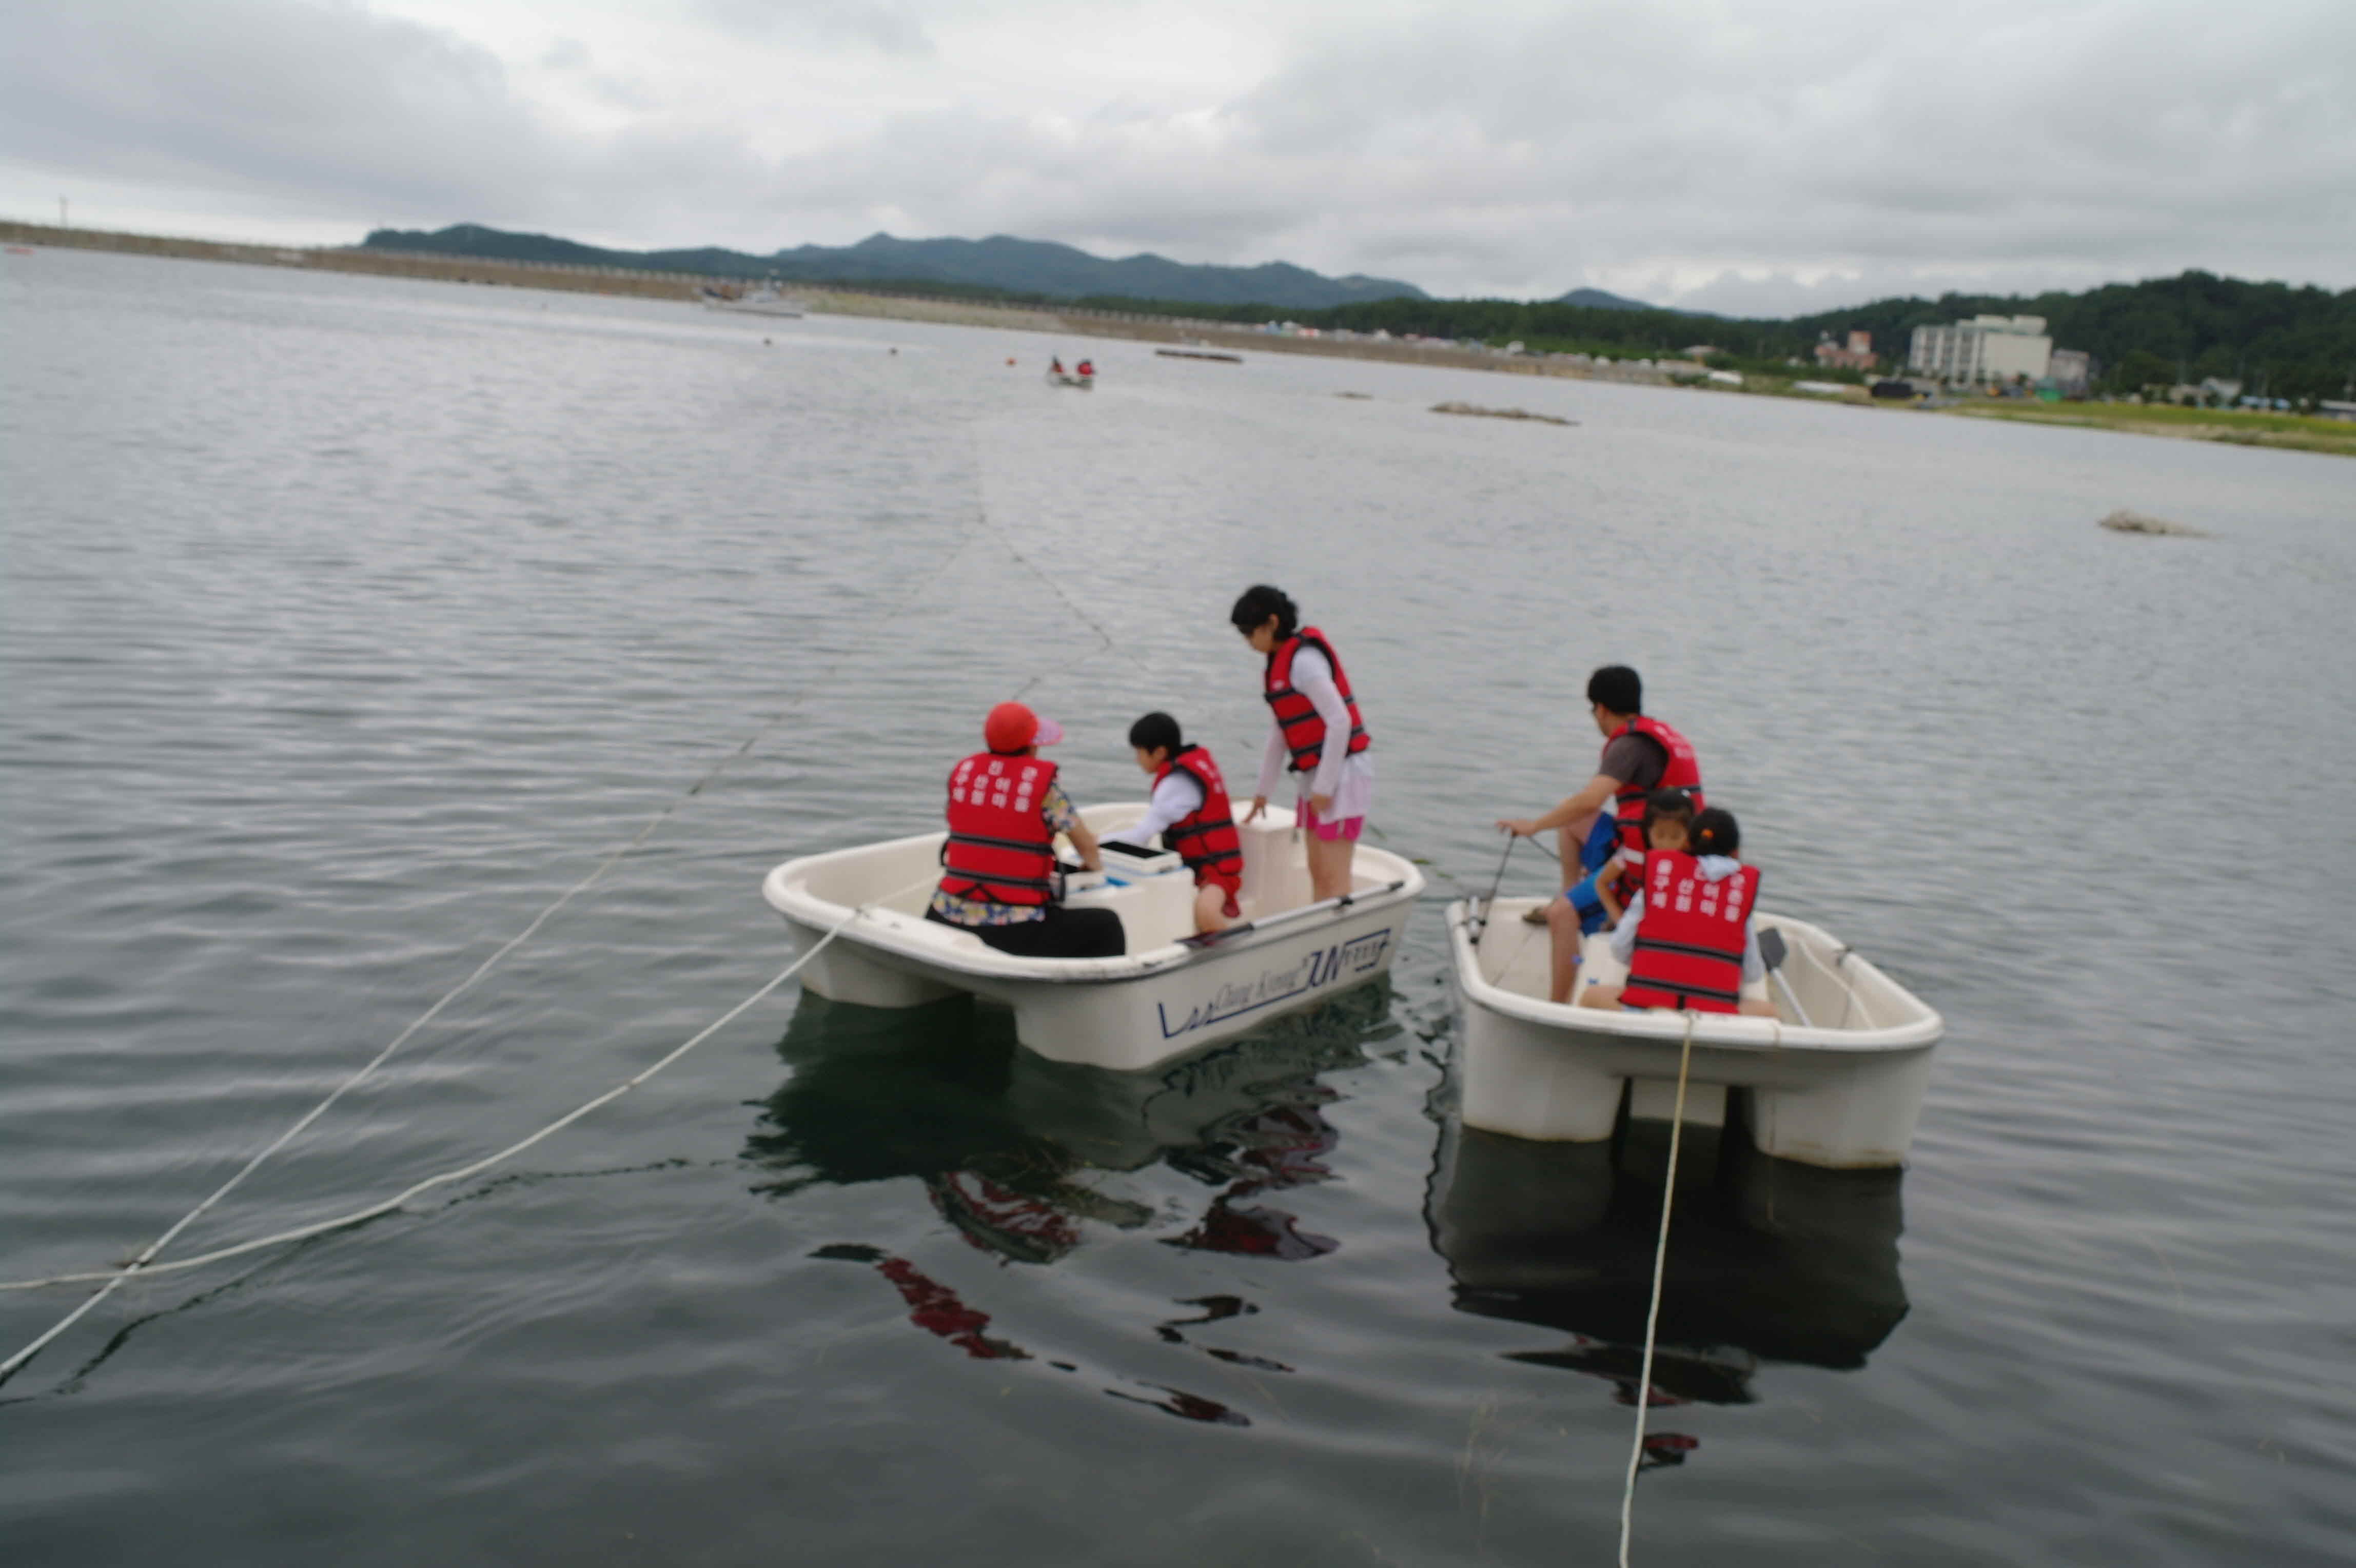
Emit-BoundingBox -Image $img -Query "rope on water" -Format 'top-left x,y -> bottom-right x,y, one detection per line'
1,441 -> 1172,1380
0,519 -> 980,1313
0,877 -> 932,1380
1617,1009 -> 1699,1567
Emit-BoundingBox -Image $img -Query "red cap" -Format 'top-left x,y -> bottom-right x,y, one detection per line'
984,701 -> 1063,753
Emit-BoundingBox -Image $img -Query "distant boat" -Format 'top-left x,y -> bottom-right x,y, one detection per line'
1045,370 -> 1093,389
702,284 -> 806,318
1157,348 -> 1243,364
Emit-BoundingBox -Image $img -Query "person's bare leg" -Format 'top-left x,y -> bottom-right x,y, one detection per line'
1529,809 -> 1604,923
1577,982 -> 1624,1010
1306,833 -> 1354,902
1193,883 -> 1232,934
1546,897 -> 1584,1004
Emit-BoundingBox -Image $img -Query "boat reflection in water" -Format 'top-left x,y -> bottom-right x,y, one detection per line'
744,986 -> 1391,1422
1426,1116 -> 1909,1468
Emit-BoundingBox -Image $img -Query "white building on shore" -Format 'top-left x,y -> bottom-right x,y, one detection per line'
2047,348 -> 2093,394
1908,315 -> 2053,385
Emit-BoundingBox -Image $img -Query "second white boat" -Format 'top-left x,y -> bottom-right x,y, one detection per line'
1448,897 -> 1942,1168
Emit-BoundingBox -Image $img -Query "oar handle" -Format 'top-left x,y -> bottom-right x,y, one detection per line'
1470,828 -> 1519,936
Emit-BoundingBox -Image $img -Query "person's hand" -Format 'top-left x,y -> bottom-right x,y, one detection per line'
1309,793 -> 1333,815
1245,796 -> 1268,823
1496,817 -> 1538,837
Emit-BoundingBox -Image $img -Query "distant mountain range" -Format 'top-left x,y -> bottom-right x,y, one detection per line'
360,224 -> 1428,311
1552,286 -> 1661,311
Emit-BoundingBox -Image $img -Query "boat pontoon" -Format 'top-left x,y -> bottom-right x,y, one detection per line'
764,805 -> 1422,1072
1447,898 -> 1941,1168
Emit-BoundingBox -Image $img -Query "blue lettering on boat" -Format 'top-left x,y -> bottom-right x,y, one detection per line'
1156,931 -> 1392,1040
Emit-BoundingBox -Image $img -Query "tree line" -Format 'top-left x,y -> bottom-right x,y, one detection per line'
1112,271 -> 2356,402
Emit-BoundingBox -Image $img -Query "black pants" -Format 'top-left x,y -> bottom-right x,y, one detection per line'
927,904 -> 1125,958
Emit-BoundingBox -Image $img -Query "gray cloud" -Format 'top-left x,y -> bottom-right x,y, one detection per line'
2,1 -> 549,218
3,0 -> 2350,311
695,0 -> 936,57
0,0 -> 774,239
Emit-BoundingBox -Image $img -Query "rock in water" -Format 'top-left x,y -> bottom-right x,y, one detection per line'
1431,402 -> 1577,426
2099,509 -> 2210,537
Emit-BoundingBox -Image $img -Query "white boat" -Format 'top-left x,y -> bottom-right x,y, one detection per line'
1447,897 -> 1942,1168
1045,370 -> 1094,389
703,284 -> 807,318
763,805 -> 1422,1072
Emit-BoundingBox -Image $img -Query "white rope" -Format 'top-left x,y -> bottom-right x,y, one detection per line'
1617,1010 -> 1699,1567
0,533 -> 975,1312
0,456 -> 1118,1381
1,878 -> 930,1380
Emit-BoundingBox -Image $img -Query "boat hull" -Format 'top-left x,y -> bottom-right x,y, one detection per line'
1448,899 -> 1940,1168
765,808 -> 1422,1073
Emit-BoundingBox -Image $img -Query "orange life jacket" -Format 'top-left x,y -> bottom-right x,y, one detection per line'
1156,745 -> 1244,891
1620,849 -> 1759,1014
938,751 -> 1059,907
1264,628 -> 1371,775
1606,714 -> 1703,896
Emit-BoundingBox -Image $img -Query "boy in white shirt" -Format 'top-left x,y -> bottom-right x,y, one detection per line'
1104,712 -> 1245,934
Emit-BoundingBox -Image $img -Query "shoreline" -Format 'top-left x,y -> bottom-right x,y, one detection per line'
1944,399 -> 2354,458
1,219 -> 1653,385
8,220 -> 2347,458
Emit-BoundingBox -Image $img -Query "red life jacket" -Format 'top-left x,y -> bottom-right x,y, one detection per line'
1620,849 -> 1759,1014
1606,714 -> 1703,894
938,751 -> 1059,907
1264,628 -> 1371,776
1155,746 -> 1244,891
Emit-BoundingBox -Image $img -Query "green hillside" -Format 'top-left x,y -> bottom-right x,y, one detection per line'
1185,272 -> 2355,402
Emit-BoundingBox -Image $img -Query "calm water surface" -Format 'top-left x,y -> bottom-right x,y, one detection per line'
3,248 -> 2352,1564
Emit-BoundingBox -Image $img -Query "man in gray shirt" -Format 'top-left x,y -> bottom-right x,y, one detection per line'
1498,665 -> 1681,895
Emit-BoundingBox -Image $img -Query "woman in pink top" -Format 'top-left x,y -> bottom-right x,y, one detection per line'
1231,584 -> 1376,903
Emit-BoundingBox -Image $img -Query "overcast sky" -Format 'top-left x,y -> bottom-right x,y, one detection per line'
4,0 -> 2351,312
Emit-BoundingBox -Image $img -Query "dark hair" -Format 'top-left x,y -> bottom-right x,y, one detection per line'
1230,584 -> 1299,639
1690,807 -> 1740,858
1641,787 -> 1696,844
1587,664 -> 1642,715
1128,711 -> 1183,756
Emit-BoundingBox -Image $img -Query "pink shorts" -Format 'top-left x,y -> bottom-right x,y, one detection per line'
1299,799 -> 1364,842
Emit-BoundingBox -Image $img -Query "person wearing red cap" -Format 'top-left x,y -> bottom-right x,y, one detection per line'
925,702 -> 1126,959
